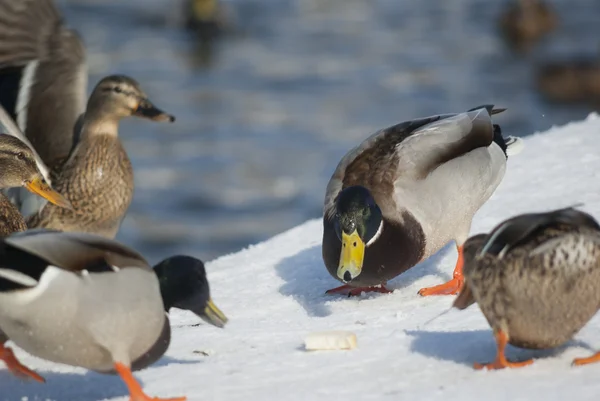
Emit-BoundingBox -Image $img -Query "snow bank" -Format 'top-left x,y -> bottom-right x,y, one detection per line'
4,114 -> 600,401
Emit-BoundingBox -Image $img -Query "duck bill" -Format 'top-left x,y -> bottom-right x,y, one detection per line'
134,100 -> 175,123
337,229 -> 364,282
199,298 -> 228,328
24,176 -> 72,210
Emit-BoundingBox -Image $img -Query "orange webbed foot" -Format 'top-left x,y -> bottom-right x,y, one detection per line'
114,362 -> 186,401
474,358 -> 533,370
419,244 -> 464,296
325,284 -> 392,297
0,344 -> 45,383
474,329 -> 533,370
572,352 -> 600,366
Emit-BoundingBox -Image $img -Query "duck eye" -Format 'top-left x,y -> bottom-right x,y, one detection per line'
16,152 -> 25,161
114,87 -> 122,93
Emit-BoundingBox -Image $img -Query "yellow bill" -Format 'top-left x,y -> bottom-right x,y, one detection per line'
202,298 -> 228,328
24,175 -> 73,210
337,229 -> 365,282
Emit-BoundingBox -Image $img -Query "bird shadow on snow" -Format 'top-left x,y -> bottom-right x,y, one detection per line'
0,355 -> 199,401
275,243 -> 455,319
405,329 -> 595,367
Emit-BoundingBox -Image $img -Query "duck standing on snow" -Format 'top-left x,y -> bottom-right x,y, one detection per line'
0,0 -> 175,237
0,230 -> 227,400
454,207 -> 600,370
0,134 -> 71,235
322,105 -> 524,297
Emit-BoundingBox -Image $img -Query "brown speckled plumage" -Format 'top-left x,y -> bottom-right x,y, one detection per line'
27,134 -> 133,238
0,195 -> 26,236
24,75 -> 174,238
455,207 -> 600,366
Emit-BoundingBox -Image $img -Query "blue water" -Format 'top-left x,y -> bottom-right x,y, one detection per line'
61,0 -> 600,263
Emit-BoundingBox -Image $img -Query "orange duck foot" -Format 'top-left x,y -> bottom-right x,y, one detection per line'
572,352 -> 600,366
325,284 -> 393,297
474,358 -> 534,370
419,244 -> 464,296
114,362 -> 186,401
0,344 -> 45,383
474,330 -> 534,370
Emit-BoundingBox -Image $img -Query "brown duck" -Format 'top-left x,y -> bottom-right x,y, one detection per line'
498,0 -> 557,52
0,0 -> 175,237
322,105 -> 524,297
454,207 -> 600,370
0,133 -> 69,236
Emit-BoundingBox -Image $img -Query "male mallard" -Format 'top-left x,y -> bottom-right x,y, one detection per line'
498,0 -> 557,52
0,0 -> 175,235
0,134 -> 70,236
0,230 -> 227,400
322,105 -> 524,297
454,207 -> 600,370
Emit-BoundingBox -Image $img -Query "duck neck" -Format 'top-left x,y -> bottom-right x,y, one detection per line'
80,111 -> 121,139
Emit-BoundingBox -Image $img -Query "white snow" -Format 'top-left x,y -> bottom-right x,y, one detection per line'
3,114 -> 600,401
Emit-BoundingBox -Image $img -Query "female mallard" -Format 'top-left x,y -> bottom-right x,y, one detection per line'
498,0 -> 557,52
0,134 -> 70,236
0,230 -> 228,400
0,0 -> 175,236
322,105 -> 524,297
454,207 -> 600,370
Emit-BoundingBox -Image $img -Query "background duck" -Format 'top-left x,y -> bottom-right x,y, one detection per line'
322,105 -> 524,297
498,0 -> 557,52
454,207 -> 600,370
0,0 -> 174,237
0,230 -> 227,400
0,134 -> 70,236
536,57 -> 600,105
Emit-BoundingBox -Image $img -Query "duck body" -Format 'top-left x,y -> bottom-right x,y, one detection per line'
322,105 -> 523,296
0,231 -> 166,372
27,133 -> 133,238
0,230 -> 228,400
498,0 -> 557,52
455,207 -> 600,369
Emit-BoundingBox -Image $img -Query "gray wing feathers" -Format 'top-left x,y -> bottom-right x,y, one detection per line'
6,230 -> 151,272
395,109 -> 494,180
0,0 -> 67,66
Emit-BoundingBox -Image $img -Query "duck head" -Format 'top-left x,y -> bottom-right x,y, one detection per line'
333,186 -> 383,283
87,75 -> 176,123
153,255 -> 228,328
0,134 -> 71,209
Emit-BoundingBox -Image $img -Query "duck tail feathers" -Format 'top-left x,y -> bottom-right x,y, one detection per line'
0,0 -> 62,66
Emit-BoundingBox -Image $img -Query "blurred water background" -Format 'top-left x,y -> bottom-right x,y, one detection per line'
61,0 -> 600,263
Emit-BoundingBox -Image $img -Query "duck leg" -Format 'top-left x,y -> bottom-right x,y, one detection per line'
474,330 -> 533,370
418,245 -> 465,296
114,362 -> 186,401
325,284 -> 393,297
0,343 -> 45,382
572,352 -> 600,366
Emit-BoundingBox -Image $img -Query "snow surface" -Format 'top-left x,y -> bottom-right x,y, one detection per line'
3,114 -> 600,401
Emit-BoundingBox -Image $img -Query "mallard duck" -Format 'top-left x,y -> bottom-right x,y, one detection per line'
0,0 -> 175,236
322,105 -> 524,297
0,133 -> 70,236
498,0 -> 557,52
0,230 -> 227,400
185,0 -> 228,39
454,207 -> 600,370
536,59 -> 600,104
24,74 -> 174,238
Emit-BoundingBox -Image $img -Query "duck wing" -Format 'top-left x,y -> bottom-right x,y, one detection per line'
0,230 -> 150,292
